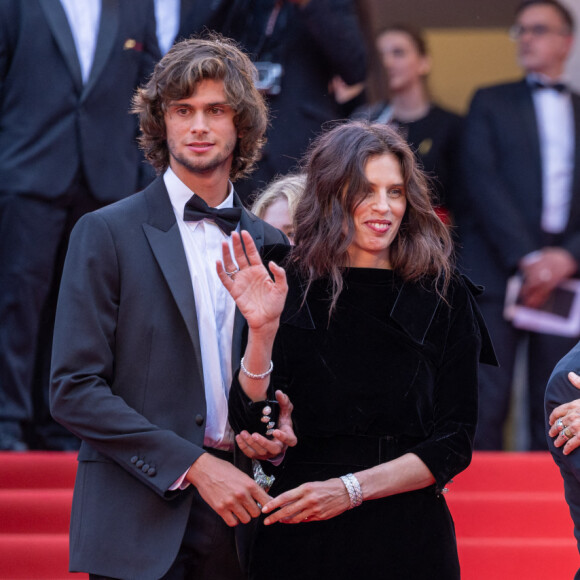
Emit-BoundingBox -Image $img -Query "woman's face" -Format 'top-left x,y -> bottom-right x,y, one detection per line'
375,31 -> 430,94
262,197 -> 295,244
346,153 -> 407,269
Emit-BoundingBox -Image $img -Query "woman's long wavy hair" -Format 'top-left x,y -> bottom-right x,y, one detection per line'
131,33 -> 268,181
292,121 -> 454,312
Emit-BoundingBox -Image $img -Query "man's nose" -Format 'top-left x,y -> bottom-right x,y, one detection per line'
189,111 -> 209,132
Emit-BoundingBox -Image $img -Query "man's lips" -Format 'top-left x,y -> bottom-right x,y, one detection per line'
187,142 -> 214,153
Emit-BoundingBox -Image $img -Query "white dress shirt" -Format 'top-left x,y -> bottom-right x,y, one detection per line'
154,0 -> 180,55
164,168 -> 237,452
60,0 -> 101,84
529,74 -> 575,234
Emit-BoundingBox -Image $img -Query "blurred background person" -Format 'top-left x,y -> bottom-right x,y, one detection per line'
0,0 -> 160,451
458,0 -> 580,450
217,0 -> 368,204
154,0 -> 234,55
250,173 -> 306,243
352,24 -> 463,225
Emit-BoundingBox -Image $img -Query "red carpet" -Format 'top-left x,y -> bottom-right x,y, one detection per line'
447,451 -> 579,579
0,452 -> 84,580
0,451 -> 578,579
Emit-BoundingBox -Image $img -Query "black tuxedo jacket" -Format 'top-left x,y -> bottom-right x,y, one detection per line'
50,176 -> 287,579
458,79 -> 580,297
0,0 -> 160,201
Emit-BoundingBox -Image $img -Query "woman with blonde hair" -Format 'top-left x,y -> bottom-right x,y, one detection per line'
250,173 -> 306,244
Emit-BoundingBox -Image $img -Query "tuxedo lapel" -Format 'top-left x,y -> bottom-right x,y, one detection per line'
517,81 -> 542,169
82,0 -> 119,101
142,179 -> 204,387
38,0 -> 83,92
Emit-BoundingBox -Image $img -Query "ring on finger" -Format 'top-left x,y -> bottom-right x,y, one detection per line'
563,427 -> 574,440
225,268 -> 240,278
556,418 -> 565,431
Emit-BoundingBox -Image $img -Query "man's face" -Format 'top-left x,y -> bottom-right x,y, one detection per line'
513,4 -> 573,77
164,78 -> 239,187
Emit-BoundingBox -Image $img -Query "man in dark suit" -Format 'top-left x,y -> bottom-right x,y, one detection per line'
459,0 -> 580,450
0,0 -> 161,450
216,0 -> 367,203
50,35 -> 292,579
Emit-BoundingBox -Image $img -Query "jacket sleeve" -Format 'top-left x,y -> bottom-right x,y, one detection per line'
409,277 -> 491,490
298,0 -> 367,86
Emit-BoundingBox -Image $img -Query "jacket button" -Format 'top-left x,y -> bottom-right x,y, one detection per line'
136,459 -> 144,468
142,463 -> 150,472
147,467 -> 157,476
195,414 -> 204,426
130,456 -> 138,464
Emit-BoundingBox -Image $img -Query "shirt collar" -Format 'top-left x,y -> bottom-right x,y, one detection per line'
164,167 -> 235,220
527,73 -> 566,89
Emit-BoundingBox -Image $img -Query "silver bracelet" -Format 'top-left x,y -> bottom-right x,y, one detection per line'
240,356 -> 274,380
339,473 -> 363,509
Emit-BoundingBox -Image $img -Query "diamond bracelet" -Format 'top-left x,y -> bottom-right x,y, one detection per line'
339,473 -> 363,509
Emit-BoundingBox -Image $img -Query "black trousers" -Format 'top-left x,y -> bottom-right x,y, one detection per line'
89,485 -> 245,580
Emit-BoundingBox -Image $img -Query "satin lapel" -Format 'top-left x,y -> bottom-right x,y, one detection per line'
231,200 -> 266,365
142,179 -> 204,386
517,81 -> 542,168
516,81 -> 543,221
38,0 -> 83,92
81,0 -> 119,102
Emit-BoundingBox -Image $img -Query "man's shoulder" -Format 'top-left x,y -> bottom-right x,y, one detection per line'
78,178 -> 166,232
240,206 -> 290,246
471,79 -> 528,103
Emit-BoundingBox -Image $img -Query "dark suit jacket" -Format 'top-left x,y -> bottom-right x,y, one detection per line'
545,341 -> 580,579
216,0 -> 367,198
50,176 -> 287,579
0,0 -> 160,201
458,79 -> 580,297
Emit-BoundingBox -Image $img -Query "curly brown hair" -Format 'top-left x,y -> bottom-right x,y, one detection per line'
292,121 -> 454,312
131,33 -> 268,181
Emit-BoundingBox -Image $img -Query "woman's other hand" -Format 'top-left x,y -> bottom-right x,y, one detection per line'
236,390 -> 298,461
261,477 -> 351,525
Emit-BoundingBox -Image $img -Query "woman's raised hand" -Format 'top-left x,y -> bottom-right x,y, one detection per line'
217,231 -> 288,333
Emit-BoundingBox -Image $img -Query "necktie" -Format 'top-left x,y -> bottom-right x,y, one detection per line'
183,195 -> 242,236
531,80 -> 567,93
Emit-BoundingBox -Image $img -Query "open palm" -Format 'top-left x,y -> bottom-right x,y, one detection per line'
217,231 -> 288,331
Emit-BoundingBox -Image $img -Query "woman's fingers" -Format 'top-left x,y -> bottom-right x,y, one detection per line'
239,230 -> 262,267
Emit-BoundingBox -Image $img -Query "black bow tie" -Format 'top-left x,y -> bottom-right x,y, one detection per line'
183,195 -> 242,236
531,80 -> 567,93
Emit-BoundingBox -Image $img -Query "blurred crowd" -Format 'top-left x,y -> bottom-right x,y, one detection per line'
0,0 -> 578,454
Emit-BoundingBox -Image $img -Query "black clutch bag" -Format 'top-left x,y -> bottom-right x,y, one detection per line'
246,399 -> 280,438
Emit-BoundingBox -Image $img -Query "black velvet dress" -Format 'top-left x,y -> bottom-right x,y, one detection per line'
229,263 -> 495,580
